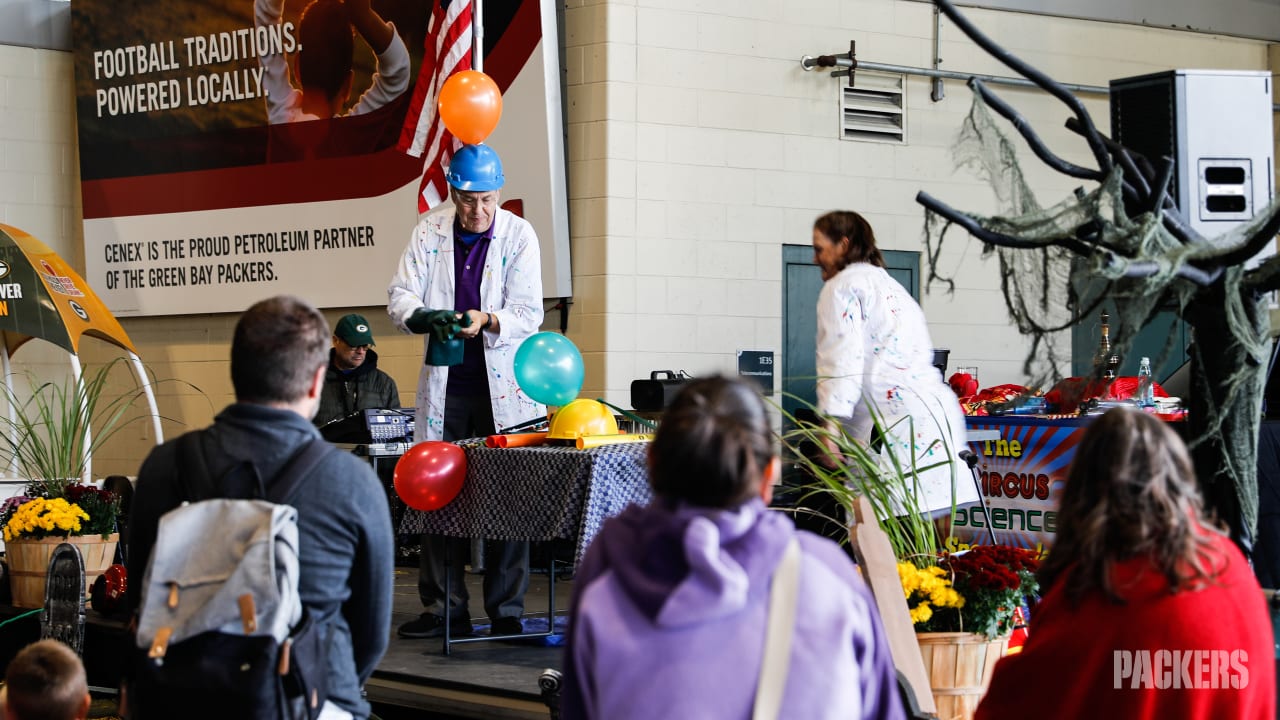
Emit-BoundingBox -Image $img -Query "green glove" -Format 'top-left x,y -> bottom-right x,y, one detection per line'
405,308 -> 438,334
422,311 -> 473,367
429,310 -> 471,343
406,308 -> 469,337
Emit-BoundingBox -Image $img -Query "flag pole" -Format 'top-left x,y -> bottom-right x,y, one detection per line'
472,0 -> 483,72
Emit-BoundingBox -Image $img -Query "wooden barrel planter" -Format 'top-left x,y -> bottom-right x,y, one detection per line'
916,631 -> 1008,720
5,534 -> 119,609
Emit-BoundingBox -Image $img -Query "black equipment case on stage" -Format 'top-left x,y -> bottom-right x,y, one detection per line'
630,371 -> 690,412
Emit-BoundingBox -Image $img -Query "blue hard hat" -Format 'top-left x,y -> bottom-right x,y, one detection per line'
447,144 -> 505,191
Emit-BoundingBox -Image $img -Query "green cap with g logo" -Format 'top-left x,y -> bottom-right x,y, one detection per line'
334,313 -> 375,347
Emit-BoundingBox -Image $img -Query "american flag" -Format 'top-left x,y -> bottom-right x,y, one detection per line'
398,0 -> 473,213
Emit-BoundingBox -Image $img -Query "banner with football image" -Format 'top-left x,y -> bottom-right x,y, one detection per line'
72,0 -> 570,317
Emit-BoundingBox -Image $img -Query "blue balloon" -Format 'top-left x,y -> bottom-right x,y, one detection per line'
513,332 -> 584,407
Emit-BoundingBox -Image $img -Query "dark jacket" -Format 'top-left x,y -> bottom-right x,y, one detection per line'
315,348 -> 400,427
128,404 -> 395,718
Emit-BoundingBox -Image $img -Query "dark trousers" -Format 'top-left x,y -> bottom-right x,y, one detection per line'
418,393 -> 530,621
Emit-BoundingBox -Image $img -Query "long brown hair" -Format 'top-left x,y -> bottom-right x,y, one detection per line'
1038,407 -> 1226,604
813,211 -> 885,271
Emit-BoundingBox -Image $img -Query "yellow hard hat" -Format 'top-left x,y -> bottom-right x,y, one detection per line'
547,399 -> 619,440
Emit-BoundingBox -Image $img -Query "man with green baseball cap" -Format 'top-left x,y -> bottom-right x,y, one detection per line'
315,313 -> 400,428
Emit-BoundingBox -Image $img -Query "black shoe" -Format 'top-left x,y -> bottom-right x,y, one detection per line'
490,616 -> 523,636
397,613 -> 473,639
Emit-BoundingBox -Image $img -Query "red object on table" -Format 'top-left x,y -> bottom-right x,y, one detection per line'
1045,376 -> 1169,411
948,372 -> 979,398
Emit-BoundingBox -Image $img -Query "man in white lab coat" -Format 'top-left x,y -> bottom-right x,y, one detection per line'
387,144 -> 545,638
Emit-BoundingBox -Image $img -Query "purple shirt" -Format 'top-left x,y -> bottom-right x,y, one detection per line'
446,219 -> 492,398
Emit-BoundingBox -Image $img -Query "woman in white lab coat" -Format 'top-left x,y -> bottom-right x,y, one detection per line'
811,210 -> 977,516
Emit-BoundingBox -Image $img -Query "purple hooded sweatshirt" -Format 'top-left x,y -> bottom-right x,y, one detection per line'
561,497 -> 906,720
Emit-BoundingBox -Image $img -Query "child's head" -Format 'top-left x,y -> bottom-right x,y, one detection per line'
648,376 -> 777,509
297,0 -> 355,110
2,640 -> 90,720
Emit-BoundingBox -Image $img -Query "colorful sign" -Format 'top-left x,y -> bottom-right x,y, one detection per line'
953,417 -> 1092,554
71,0 -> 569,317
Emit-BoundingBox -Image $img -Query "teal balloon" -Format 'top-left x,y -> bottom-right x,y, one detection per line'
514,332 -> 584,406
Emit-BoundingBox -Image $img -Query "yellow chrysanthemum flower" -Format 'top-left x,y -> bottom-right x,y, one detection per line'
909,603 -> 933,624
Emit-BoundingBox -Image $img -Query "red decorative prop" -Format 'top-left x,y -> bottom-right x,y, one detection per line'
948,372 -> 979,398
394,441 -> 467,511
90,563 -> 128,615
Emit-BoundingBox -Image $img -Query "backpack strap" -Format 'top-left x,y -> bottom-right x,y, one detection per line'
175,431 -> 213,503
265,438 -> 336,506
175,432 -> 334,505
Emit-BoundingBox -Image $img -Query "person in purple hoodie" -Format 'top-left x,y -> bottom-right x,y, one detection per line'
562,376 -> 906,720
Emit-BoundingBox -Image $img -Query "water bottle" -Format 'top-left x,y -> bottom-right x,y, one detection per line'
1137,357 -> 1155,408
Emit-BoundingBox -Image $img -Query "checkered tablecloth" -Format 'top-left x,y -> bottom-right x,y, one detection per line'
398,440 -> 652,565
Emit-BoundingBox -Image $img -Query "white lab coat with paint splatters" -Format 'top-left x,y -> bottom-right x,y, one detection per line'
815,262 -> 977,515
388,208 -> 546,441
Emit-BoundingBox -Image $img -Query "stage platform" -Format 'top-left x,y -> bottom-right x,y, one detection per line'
368,563 -> 572,719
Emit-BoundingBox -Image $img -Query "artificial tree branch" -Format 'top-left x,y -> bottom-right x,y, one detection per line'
917,191 -> 1095,256
1148,158 -> 1175,217
1062,116 -> 1151,198
1061,117 -> 1209,248
1118,260 -> 1222,287
933,0 -> 1113,175
1243,253 -> 1280,294
968,79 -> 1101,181
1192,205 -> 1280,269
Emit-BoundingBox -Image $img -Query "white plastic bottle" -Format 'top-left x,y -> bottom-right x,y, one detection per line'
1137,357 -> 1155,408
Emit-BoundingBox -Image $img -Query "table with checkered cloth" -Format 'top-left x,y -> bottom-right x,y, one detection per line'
398,440 -> 652,565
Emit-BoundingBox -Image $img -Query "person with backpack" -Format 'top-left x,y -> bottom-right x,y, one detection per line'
126,295 -> 395,720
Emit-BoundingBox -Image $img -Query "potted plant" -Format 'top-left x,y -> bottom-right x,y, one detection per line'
0,361 -> 141,608
0,484 -> 121,608
782,398 -> 1039,720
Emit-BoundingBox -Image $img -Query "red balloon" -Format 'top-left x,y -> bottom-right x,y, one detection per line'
438,70 -> 503,145
394,441 -> 467,511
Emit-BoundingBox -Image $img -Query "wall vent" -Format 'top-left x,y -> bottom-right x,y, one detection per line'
840,71 -> 906,143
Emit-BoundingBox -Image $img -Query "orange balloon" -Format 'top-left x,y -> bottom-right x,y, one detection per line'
438,70 -> 503,145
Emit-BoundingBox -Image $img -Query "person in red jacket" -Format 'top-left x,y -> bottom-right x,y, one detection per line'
977,407 -> 1275,720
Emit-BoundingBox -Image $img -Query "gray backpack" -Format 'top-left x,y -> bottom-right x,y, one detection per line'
131,434 -> 334,720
